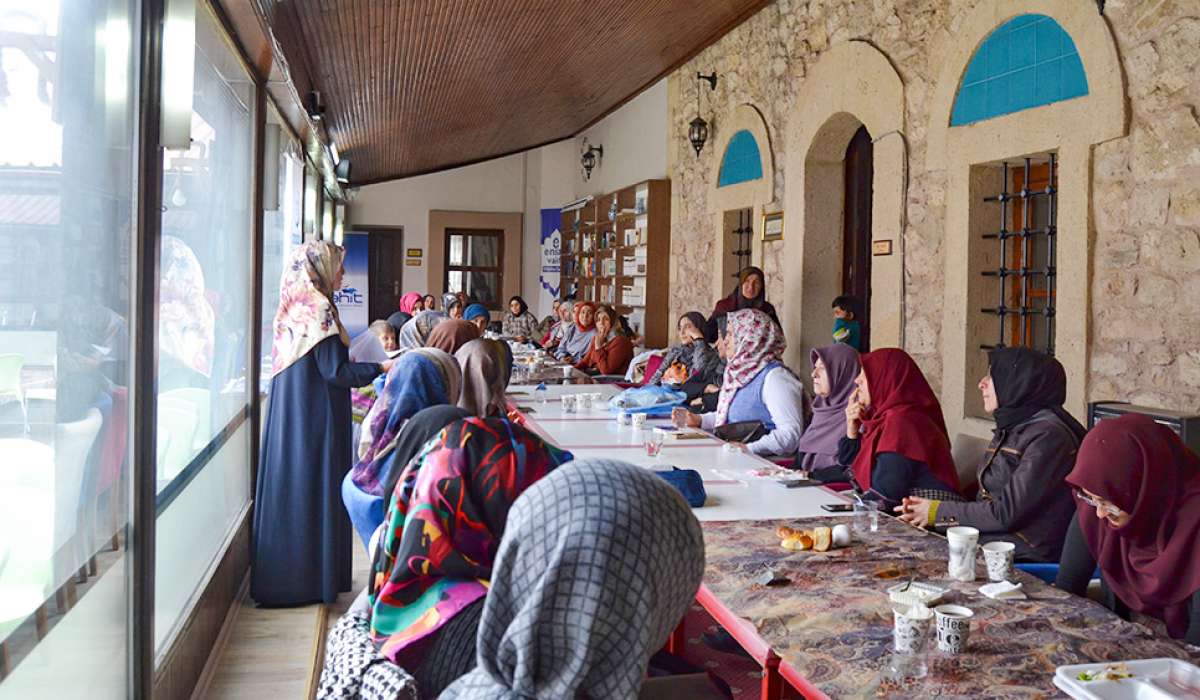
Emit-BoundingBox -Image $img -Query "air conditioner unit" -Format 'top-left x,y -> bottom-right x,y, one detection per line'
1087,401 -> 1200,454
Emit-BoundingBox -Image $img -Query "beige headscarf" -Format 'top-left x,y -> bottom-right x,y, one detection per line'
454,339 -> 508,418
270,241 -> 349,377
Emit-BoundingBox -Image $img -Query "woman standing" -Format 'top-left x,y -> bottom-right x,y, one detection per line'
574,304 -> 634,376
253,242 -> 391,606
501,295 -> 540,343
705,266 -> 781,340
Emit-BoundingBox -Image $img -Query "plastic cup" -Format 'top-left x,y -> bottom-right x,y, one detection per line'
946,526 -> 980,582
644,431 -> 664,458
561,365 -> 573,378
852,501 -> 879,535
981,541 -> 1016,582
892,603 -> 933,654
933,605 -> 974,653
561,394 -> 577,414
617,410 -> 632,426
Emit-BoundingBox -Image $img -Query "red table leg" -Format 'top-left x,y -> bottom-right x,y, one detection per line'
666,616 -> 686,655
762,650 -> 783,700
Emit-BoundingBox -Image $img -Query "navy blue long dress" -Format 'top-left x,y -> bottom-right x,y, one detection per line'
252,335 -> 381,606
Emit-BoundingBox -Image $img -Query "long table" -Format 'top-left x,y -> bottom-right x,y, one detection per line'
509,384 -> 1200,700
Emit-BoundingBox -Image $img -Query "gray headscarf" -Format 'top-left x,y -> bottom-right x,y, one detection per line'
439,459 -> 706,699
397,310 -> 447,350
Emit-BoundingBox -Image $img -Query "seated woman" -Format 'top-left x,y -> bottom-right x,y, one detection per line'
501,295 -> 540,343
555,301 -> 596,362
540,300 -> 573,350
398,292 -> 424,315
369,418 -> 574,697
422,293 -> 437,311
343,348 -> 462,546
897,347 -> 1084,562
573,304 -> 634,376
425,318 -> 480,355
1055,414 -> 1200,644
647,311 -> 719,386
442,292 -> 463,319
463,303 -> 491,334
795,344 -> 860,472
386,310 -> 412,338
456,338 -> 511,417
705,265 -> 781,341
395,309 -> 447,351
826,348 -> 960,508
440,459 -> 705,698
672,308 -> 807,457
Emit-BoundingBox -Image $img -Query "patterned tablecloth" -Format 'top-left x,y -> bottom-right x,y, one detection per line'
701,515 -> 1200,699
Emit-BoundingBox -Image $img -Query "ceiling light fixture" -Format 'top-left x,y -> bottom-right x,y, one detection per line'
688,72 -> 718,157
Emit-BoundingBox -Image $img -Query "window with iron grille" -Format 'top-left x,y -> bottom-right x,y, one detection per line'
980,154 -> 1057,354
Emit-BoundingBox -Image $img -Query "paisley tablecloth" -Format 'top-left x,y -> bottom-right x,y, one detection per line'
701,516 -> 1200,699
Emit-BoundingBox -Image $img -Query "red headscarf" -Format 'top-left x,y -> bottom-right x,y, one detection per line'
398,292 -> 423,314
851,349 -> 960,495
1066,414 -> 1200,638
573,301 -> 597,332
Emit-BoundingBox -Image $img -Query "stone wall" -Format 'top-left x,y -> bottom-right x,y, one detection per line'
667,0 -> 1200,412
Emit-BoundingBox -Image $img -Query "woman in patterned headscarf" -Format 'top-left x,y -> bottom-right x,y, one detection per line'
440,459 -> 705,699
342,348 -> 462,547
253,242 -> 391,606
368,417 -> 574,696
395,310 -> 448,351
672,308 -> 808,458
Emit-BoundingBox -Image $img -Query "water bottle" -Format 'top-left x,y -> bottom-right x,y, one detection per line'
535,382 -> 548,404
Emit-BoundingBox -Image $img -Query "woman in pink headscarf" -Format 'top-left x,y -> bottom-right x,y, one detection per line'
398,292 -> 424,315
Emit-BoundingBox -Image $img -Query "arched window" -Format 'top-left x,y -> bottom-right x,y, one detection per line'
717,129 -> 763,187
950,14 -> 1088,127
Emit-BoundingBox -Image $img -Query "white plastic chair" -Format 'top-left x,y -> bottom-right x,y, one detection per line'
51,409 -> 103,588
0,353 -> 28,434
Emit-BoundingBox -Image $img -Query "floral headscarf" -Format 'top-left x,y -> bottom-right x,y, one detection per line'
160,236 -> 215,378
714,308 -> 786,425
369,417 -> 574,664
269,241 -> 348,377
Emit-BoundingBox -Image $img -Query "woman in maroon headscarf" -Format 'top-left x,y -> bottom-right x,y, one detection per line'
705,266 -> 780,340
831,348 -> 961,507
1056,414 -> 1200,644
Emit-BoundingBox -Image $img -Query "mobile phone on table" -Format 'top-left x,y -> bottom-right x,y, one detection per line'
820,503 -> 855,513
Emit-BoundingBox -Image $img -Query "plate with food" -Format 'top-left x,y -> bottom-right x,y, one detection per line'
1053,659 -> 1200,699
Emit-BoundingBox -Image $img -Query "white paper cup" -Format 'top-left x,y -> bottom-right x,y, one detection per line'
946,526 -> 980,582
561,365 -> 573,378
933,605 -> 974,653
616,410 -> 632,426
631,413 -> 647,429
981,541 -> 1016,582
892,603 -> 933,654
561,395 -> 576,413
578,394 -> 592,410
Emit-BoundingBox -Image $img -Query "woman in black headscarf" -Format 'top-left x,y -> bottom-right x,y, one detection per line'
501,295 -> 539,343
705,266 -> 781,340
387,311 -> 413,338
896,346 -> 1087,562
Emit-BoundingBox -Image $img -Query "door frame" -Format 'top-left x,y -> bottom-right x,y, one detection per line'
353,224 -> 405,322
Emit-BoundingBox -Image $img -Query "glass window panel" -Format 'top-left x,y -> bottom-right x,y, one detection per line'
466,272 -> 500,308
260,106 -> 302,393
448,234 -> 463,266
448,271 -> 464,294
0,0 -> 136,694
152,2 -> 252,655
465,234 -> 498,267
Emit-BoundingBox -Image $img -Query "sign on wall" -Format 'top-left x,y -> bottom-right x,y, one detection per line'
538,208 -> 562,314
334,232 -> 369,337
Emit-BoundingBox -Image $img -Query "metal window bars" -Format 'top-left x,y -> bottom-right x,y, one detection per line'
980,153 -> 1058,355
730,208 -> 752,279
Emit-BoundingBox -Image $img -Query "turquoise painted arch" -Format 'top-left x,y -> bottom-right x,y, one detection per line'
951,14 -> 1088,127
717,129 -> 764,187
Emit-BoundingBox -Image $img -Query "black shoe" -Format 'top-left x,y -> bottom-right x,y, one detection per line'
701,629 -> 753,658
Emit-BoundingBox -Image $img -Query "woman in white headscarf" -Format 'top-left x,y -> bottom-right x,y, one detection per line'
252,241 -> 392,606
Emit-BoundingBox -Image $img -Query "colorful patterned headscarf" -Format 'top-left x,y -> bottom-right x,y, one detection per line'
159,236 -> 216,378
396,310 -> 447,351
398,292 -> 423,314
714,308 -> 787,425
368,418 -> 574,664
269,241 -> 349,377
351,350 -> 462,496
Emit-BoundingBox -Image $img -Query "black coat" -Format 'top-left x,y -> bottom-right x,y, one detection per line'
936,408 -> 1081,562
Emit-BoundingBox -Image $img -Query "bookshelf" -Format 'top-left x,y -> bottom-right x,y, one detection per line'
559,179 -> 671,348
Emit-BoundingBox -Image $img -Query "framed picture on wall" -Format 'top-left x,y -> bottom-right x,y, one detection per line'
761,211 -> 784,242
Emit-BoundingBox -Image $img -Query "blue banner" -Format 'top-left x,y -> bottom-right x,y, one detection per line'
539,208 -> 561,307
334,233 -> 369,337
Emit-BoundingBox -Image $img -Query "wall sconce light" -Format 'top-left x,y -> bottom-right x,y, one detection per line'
688,71 -> 718,157
580,140 -> 603,181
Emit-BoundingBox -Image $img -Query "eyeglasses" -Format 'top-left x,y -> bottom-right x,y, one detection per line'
1074,489 -> 1123,518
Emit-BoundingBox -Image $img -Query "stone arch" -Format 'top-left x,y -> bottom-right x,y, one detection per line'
782,40 -> 905,370
707,104 -> 775,301
929,0 -> 1127,437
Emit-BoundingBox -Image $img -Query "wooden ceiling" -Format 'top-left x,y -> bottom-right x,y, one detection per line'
264,0 -> 769,185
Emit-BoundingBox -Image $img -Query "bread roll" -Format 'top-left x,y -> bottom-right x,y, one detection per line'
812,526 -> 833,552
